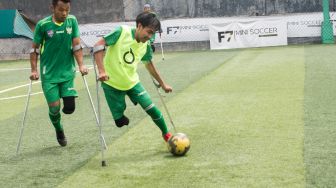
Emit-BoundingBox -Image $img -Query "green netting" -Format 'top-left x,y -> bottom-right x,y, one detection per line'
0,10 -> 16,38
13,10 -> 33,39
321,0 -> 334,44
0,9 -> 33,39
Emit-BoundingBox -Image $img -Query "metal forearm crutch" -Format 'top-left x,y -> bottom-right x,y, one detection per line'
151,77 -> 177,133
159,33 -> 165,61
91,50 -> 102,127
82,75 -> 107,167
16,80 -> 33,155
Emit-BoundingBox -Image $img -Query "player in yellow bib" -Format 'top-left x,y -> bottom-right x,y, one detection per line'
29,0 -> 88,147
94,12 -> 173,142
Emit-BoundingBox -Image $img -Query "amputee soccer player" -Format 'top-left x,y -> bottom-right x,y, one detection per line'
93,12 -> 173,142
29,0 -> 88,147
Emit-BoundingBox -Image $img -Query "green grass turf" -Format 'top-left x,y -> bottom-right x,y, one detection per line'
303,45 -> 336,187
0,61 -> 31,91
2,45 -> 336,187
58,46 -> 306,187
0,50 -> 238,188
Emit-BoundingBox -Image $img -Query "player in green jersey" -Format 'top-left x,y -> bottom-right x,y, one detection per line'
29,0 -> 88,147
93,12 -> 173,142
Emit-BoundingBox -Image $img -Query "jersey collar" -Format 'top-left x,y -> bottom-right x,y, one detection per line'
51,15 -> 64,26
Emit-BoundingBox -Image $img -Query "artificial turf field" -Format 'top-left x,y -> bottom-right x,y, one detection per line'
0,45 -> 336,187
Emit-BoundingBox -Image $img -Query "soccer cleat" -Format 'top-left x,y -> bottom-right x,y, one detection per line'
56,130 -> 67,147
163,132 -> 172,142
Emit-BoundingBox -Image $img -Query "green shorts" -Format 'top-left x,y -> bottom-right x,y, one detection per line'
102,82 -> 153,120
42,79 -> 78,103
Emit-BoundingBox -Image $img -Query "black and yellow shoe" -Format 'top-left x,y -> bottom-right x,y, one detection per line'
56,130 -> 67,147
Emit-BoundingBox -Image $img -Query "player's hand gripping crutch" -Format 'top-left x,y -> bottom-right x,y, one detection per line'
82,75 -> 107,167
16,80 -> 33,155
151,77 -> 177,133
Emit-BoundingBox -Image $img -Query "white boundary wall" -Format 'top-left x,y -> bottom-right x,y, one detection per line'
79,12 -> 336,48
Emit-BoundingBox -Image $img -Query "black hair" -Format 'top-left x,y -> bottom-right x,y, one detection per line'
136,12 -> 161,32
52,0 -> 71,6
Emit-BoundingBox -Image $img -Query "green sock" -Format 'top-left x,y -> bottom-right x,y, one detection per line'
48,105 -> 63,131
147,106 -> 169,135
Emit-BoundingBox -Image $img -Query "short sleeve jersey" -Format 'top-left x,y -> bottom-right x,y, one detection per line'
149,32 -> 156,44
102,25 -> 153,90
33,15 -> 80,82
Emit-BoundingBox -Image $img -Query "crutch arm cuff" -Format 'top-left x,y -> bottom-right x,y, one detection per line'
93,45 -> 106,54
72,44 -> 82,53
152,80 -> 161,88
29,48 -> 40,54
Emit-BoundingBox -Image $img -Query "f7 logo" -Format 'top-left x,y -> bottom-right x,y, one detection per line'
218,31 -> 233,42
167,26 -> 179,34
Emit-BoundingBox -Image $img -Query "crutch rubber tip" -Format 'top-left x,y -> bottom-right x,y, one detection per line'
102,160 -> 107,167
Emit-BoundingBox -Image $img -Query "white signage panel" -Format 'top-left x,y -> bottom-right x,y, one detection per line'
209,20 -> 288,49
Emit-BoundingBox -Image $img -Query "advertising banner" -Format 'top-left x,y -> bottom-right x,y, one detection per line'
209,20 -> 288,49
79,12 -> 336,47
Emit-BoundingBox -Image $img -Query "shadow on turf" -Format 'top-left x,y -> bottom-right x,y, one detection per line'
102,149 -> 189,165
9,144 -> 79,162
8,143 -> 188,166
164,153 -> 189,159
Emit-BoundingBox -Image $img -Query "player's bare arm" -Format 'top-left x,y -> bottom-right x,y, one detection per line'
29,43 -> 40,80
72,37 -> 88,75
94,37 -> 109,81
145,61 -> 172,93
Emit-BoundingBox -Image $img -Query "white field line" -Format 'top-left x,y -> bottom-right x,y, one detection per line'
0,81 -> 41,94
0,68 -> 31,72
0,92 -> 43,101
0,65 -> 93,72
0,66 -> 95,101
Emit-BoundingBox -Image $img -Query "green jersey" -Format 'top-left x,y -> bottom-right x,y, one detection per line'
149,32 -> 156,44
103,25 -> 153,90
33,15 -> 80,82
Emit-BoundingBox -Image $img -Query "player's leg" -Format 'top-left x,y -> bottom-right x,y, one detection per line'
59,79 -> 78,114
127,83 -> 171,141
49,100 -> 67,146
101,83 -> 129,127
42,82 -> 67,146
62,96 -> 75,114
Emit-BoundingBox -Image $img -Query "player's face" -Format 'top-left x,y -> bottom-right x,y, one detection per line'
136,24 -> 155,43
52,1 -> 70,23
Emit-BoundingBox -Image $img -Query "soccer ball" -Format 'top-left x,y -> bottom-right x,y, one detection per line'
167,133 -> 190,156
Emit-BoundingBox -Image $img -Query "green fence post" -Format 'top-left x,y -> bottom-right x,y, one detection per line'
322,0 -> 334,44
